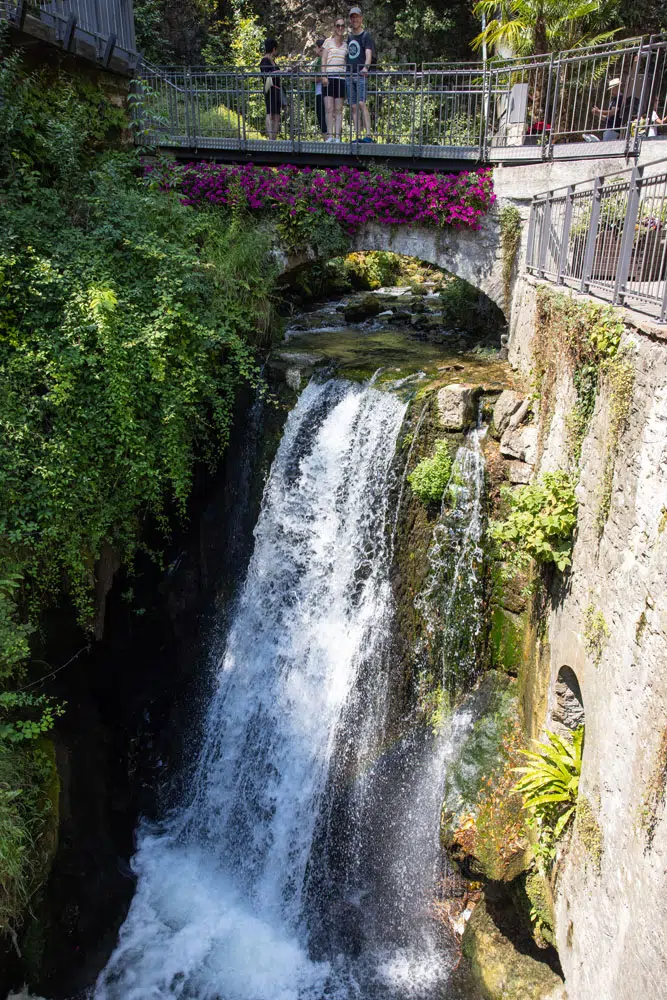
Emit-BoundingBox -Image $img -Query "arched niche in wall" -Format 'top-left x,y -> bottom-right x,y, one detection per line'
553,665 -> 585,733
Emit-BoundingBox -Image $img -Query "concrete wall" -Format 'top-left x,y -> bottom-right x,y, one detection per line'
508,274 -> 667,1000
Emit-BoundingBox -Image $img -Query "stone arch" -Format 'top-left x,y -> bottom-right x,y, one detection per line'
553,665 -> 585,734
277,213 -> 507,318
351,215 -> 505,317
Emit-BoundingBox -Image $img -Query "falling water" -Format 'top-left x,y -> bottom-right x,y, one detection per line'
416,419 -> 488,694
95,378 -> 484,1000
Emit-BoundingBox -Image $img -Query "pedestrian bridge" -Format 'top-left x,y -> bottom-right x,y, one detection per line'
137,36 -> 667,169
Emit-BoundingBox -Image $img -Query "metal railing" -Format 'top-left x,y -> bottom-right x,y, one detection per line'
1,0 -> 137,65
526,158 -> 667,321
135,35 -> 667,160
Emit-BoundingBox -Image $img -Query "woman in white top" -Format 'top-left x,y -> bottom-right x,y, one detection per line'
321,20 -> 347,141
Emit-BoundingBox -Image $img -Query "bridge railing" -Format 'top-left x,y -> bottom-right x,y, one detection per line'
1,0 -> 137,67
135,36 -> 667,160
526,158 -> 667,321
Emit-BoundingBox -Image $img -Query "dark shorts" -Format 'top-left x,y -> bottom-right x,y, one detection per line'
264,88 -> 282,115
325,77 -> 346,99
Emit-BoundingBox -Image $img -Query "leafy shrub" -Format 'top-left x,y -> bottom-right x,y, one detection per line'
489,471 -> 578,572
408,440 -> 453,503
0,737 -> 59,935
343,251 -> 403,290
514,727 -> 583,863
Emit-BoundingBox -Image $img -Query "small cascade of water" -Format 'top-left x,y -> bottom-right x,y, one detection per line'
415,418 -> 488,694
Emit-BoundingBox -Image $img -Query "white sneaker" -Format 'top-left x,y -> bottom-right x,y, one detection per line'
325,136 -> 336,143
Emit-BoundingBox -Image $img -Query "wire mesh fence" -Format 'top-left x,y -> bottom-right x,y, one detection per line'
526,159 -> 667,320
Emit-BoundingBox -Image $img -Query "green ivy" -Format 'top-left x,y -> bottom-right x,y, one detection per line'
489,471 -> 578,573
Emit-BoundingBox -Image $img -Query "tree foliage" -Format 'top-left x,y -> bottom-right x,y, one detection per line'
0,56 -> 274,678
472,0 -> 621,55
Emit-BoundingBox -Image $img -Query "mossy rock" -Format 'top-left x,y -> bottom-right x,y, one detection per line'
462,898 -> 566,1000
490,606 -> 527,675
343,294 -> 381,323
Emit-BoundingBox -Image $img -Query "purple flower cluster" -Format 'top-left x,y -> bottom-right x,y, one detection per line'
157,162 -> 495,235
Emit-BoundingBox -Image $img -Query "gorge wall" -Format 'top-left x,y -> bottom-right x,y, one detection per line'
507,274 -> 667,1000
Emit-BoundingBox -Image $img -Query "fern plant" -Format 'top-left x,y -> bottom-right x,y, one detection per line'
514,727 -> 583,843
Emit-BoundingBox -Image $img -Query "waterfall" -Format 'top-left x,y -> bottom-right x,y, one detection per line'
416,421 -> 488,694
95,379 -> 485,1000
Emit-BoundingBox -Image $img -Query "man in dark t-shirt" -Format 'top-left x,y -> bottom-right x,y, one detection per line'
347,6 -> 374,142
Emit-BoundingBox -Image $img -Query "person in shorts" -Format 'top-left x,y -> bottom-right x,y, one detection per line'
346,6 -> 374,142
321,20 -> 347,142
260,39 -> 283,140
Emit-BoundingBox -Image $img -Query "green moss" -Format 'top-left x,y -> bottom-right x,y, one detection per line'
524,869 -> 556,946
640,725 -> 667,852
583,604 -> 609,667
499,205 -> 522,316
462,898 -> 564,1000
635,610 -> 647,645
575,795 -> 603,875
490,606 -> 526,675
595,353 -> 635,534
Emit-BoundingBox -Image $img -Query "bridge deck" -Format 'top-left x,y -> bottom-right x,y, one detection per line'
138,38 -> 667,165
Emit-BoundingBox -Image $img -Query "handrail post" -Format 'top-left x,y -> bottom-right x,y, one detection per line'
625,41 -> 644,157
631,41 -> 650,155
184,69 -> 192,149
480,62 -> 490,161
240,70 -> 247,150
580,176 -> 603,293
537,193 -> 552,276
557,184 -> 575,283
660,267 -> 667,323
540,52 -> 555,161
613,166 -> 643,304
526,197 -> 537,270
547,51 -> 560,160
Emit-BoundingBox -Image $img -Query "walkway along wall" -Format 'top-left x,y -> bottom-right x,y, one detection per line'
507,273 -> 667,1000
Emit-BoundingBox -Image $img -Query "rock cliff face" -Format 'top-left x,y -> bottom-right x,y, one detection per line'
508,275 -> 667,1000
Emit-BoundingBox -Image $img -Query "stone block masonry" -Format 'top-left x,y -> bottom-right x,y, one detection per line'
507,274 -> 667,1000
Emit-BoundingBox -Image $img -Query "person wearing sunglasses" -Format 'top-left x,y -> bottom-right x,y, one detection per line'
347,6 -> 374,142
321,19 -> 348,142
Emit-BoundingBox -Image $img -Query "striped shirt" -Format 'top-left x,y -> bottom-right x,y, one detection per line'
322,37 -> 347,75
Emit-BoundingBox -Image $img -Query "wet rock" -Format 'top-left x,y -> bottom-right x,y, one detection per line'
500,425 -> 537,465
389,310 -> 412,323
437,383 -> 483,431
343,295 -> 381,323
507,460 -> 532,485
462,898 -> 567,1000
491,390 -> 524,439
